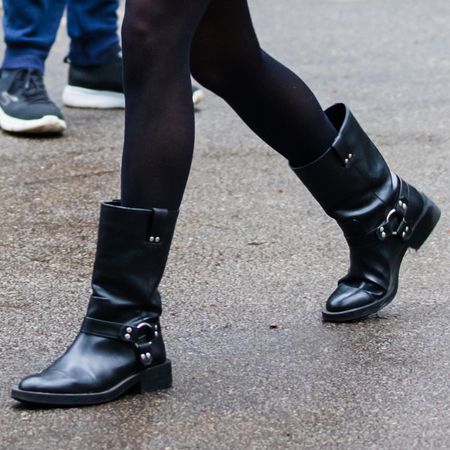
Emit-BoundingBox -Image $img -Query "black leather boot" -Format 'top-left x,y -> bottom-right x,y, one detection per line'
292,104 -> 440,322
12,201 -> 179,405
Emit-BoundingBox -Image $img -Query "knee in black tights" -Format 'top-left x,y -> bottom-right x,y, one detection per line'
123,2 -> 175,60
122,0 -> 208,78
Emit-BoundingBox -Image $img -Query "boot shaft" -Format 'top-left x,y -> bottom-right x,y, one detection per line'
292,104 -> 399,235
88,201 -> 179,321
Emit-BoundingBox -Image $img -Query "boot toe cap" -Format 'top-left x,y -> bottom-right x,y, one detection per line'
19,370 -> 79,394
19,374 -> 49,392
326,283 -> 380,312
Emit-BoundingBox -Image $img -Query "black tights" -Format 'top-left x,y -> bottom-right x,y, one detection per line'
121,0 -> 337,210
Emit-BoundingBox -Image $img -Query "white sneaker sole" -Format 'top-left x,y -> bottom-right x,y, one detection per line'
63,85 -> 125,109
63,85 -> 205,109
0,106 -> 66,134
192,88 -> 205,106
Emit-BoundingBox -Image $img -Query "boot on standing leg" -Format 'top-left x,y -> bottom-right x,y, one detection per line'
12,201 -> 178,406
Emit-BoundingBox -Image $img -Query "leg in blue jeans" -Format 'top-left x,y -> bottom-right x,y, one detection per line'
67,0 -> 120,67
2,0 -> 120,72
2,0 -> 66,72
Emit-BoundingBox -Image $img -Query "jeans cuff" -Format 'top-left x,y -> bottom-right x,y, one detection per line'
68,36 -> 120,67
1,47 -> 47,72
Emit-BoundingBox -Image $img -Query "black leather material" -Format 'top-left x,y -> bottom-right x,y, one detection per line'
292,104 -> 437,319
18,201 -> 178,394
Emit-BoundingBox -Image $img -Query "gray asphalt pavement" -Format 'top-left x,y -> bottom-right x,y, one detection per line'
0,1 -> 449,449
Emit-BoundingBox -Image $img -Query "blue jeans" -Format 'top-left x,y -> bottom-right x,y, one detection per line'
2,0 -> 120,72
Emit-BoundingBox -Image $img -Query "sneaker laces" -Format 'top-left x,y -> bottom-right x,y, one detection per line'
11,69 -> 52,104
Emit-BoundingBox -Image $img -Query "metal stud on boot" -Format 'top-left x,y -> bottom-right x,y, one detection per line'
292,104 -> 441,322
11,201 -> 178,406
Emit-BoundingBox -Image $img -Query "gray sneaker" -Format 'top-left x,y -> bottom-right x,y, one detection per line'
0,69 -> 66,134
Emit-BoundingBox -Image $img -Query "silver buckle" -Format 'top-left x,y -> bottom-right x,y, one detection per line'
136,322 -> 158,364
378,200 -> 409,240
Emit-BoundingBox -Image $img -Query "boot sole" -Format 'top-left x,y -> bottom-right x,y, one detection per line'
322,194 -> 441,322
11,360 -> 172,407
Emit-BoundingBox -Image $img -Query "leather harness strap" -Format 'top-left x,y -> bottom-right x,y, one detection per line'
81,316 -> 159,366
344,179 -> 415,246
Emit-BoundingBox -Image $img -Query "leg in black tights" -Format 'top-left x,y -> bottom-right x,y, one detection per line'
121,0 -> 210,210
121,0 -> 336,210
191,0 -> 337,168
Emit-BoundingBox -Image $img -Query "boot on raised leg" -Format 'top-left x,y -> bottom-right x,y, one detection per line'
292,104 -> 440,322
